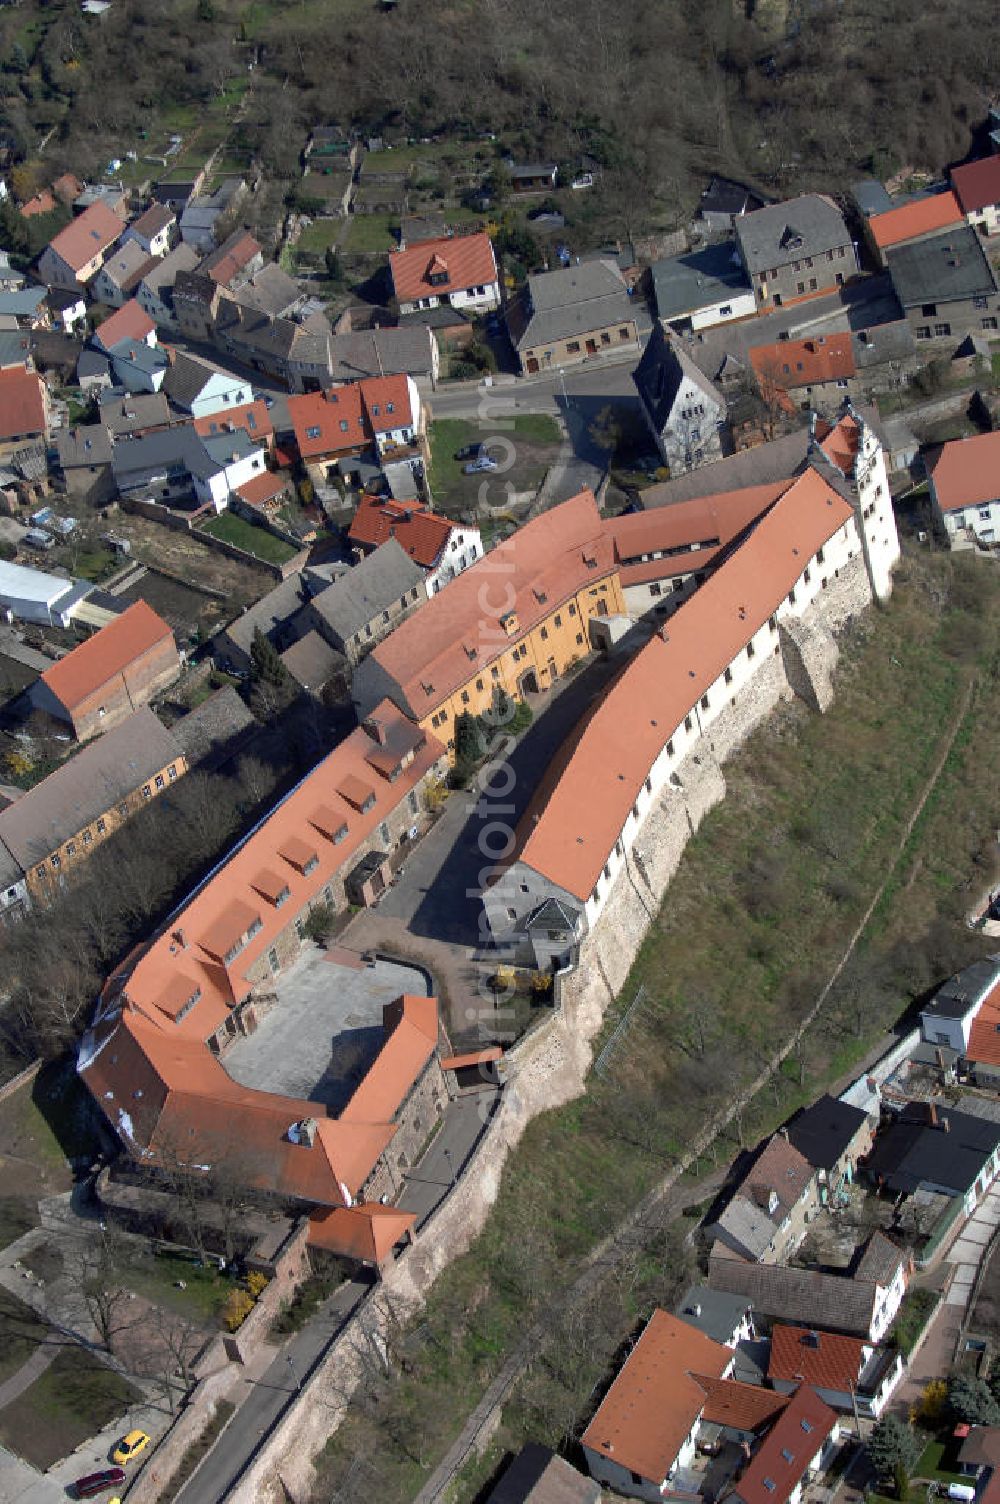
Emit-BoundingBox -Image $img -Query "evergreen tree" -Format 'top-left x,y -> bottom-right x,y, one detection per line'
867,1414 -> 920,1489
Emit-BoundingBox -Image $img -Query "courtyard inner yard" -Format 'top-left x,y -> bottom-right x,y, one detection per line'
221,949 -> 430,1111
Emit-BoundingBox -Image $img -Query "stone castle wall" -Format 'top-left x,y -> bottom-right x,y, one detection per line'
226,554 -> 877,1504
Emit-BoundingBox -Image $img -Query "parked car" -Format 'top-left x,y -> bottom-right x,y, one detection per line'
113,1430 -> 151,1466
571,172 -> 594,190
455,443 -> 484,460
73,1467 -> 126,1499
463,455 -> 498,475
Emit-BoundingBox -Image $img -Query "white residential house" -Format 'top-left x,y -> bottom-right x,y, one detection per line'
122,203 -> 177,259
928,430 -> 1000,547
134,244 -> 201,332
388,232 -> 501,316
633,323 -> 728,473
91,239 -> 156,310
36,201 -> 122,291
919,956 -> 1000,1053
162,350 -> 255,419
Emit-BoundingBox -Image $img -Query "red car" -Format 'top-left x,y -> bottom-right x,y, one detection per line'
73,1466 -> 125,1499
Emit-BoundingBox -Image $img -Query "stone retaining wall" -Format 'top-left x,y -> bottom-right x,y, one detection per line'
222,566 -> 877,1502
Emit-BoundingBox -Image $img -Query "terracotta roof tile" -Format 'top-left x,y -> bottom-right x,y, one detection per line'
94,300 -> 156,352
348,495 -> 454,567
733,1385 -> 838,1504
340,995 -> 440,1125
582,1309 -> 731,1484
869,192 -> 964,250
964,980 -> 1000,1066
390,232 -> 498,304
750,333 -> 856,390
46,200 -> 123,273
0,367 -> 47,442
605,483 -> 785,587
307,1203 -> 417,1262
769,1325 -> 866,1392
367,489 -> 614,716
39,601 -> 175,713
744,1134 -> 815,1220
930,430 -> 1000,512
952,158 -> 1000,216
698,1376 -> 790,1431
193,399 -> 273,445
289,384 -> 367,459
512,469 -> 853,902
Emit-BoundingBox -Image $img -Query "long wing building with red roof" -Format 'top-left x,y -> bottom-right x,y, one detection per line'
78,700 -> 452,1261
483,407 -> 899,966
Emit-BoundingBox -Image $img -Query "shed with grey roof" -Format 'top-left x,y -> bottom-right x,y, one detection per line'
675,1283 -> 754,1347
306,536 -> 426,665
651,241 -> 755,328
850,180 -> 895,219
167,684 -> 256,769
214,574 -> 309,672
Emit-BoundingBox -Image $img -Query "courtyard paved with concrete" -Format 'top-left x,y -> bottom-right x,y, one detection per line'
221,949 -> 429,1111
944,1185 -> 1000,1306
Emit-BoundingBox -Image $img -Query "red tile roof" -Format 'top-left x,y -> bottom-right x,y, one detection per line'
111,702 -> 441,1040
202,231 -> 261,287
21,190 -> 56,218
930,430 -> 1000,512
952,157 -> 1000,216
235,470 -> 289,508
0,367 -> 47,442
582,1309 -> 731,1484
749,333 -> 855,391
965,980 -> 1000,1067
869,191 -> 964,251
698,1376 -> 789,1431
390,232 -> 498,304
348,495 -> 454,567
193,399 -> 273,446
307,1203 -> 417,1262
733,1385 -> 838,1504
39,601 -> 175,714
289,384 -> 367,460
769,1325 -> 866,1392
367,489 -> 614,717
745,1134 -> 815,1221
94,300 -> 156,352
512,468 -> 853,902
605,484 -> 786,587
46,200 -> 122,273
359,373 -> 414,433
340,995 -> 440,1125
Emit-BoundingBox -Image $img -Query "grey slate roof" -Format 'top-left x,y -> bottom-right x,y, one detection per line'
633,323 -> 726,434
279,629 -> 345,690
651,240 -> 754,323
675,1283 -> 752,1345
485,1445 -> 600,1504
886,225 -> 998,307
736,194 -> 852,274
111,424 -> 241,489
699,176 -> 767,219
713,1197 -> 779,1261
865,1102 -> 1000,1197
398,304 -> 471,332
56,424 -> 113,470
233,263 -> 303,319
328,327 -> 435,382
77,349 -> 111,384
221,575 -> 308,655
0,286 -> 48,320
138,243 -> 200,298
923,957 -> 1000,1020
641,429 -> 812,507
0,707 -> 180,872
99,239 -> 157,294
508,259 -> 634,351
98,391 -> 172,437
109,340 -> 169,390
167,685 -> 256,767
852,1231 -> 906,1286
0,331 -> 30,368
707,1250 -> 883,1337
162,349 -> 239,409
785,1094 -> 870,1172
309,537 -> 425,643
852,320 -> 915,369
851,180 -> 894,218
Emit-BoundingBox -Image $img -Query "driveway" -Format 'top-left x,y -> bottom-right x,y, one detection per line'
944,1186 -> 1000,1307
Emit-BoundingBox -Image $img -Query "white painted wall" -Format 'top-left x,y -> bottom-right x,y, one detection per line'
188,371 -> 255,419
682,288 -> 757,331
194,448 -> 268,513
427,524 -> 483,594
399,279 -> 500,316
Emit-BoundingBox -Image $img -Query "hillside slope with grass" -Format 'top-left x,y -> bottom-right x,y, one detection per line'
313,545 -> 1000,1501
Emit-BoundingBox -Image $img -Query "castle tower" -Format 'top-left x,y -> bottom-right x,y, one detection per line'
810,401 -> 900,602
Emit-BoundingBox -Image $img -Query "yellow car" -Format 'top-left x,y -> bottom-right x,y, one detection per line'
112,1429 -> 151,1466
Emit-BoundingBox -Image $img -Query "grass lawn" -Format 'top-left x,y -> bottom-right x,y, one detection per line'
427,415 -> 562,515
315,547 -> 1000,1502
200,512 -> 298,566
0,1288 -> 51,1388
296,218 -> 342,255
0,1345 -> 142,1470
916,1440 -> 968,1486
120,1249 -> 237,1327
341,213 -> 398,254
0,1059 -> 100,1194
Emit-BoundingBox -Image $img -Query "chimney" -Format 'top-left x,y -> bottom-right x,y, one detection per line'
172,927 -> 189,950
